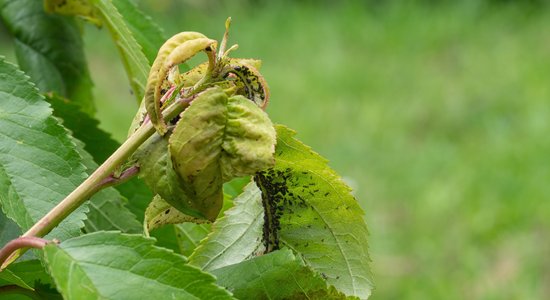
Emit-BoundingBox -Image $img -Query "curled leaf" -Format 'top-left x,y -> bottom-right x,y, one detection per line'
144,32 -> 216,135
133,133 -> 205,219
222,62 -> 270,109
168,86 -> 276,220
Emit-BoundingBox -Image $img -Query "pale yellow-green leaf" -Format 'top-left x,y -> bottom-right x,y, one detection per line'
133,134 -> 207,220
144,195 -> 207,234
168,86 -> 275,220
43,0 -> 102,26
143,32 -> 213,135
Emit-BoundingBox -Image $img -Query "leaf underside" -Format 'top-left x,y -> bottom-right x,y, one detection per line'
44,231 -> 234,300
168,87 -> 276,220
188,183 -> 264,271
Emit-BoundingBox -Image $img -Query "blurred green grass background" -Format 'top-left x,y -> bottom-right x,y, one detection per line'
4,0 -> 550,299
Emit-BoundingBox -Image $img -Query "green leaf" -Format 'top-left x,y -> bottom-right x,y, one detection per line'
254,125 -> 373,299
174,223 -> 211,257
223,176 -> 251,199
111,0 -> 166,65
48,95 -> 119,163
189,183 -> 264,271
0,209 -> 35,262
212,249 -> 347,300
89,0 -> 150,102
46,0 -> 151,102
0,58 -> 88,241
0,259 -> 59,299
43,231 -> 234,299
0,269 -> 33,290
148,225 -> 181,254
169,87 -> 276,220
0,0 -> 95,115
114,177 -> 153,223
0,210 -> 21,250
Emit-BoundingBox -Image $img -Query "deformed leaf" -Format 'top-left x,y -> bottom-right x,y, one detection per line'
189,183 -> 264,271
144,32 -> 215,135
254,125 -> 373,299
0,58 -> 88,241
221,62 -> 270,109
133,133 -> 206,219
1,0 -> 95,114
212,248 -> 347,300
169,87 -> 276,220
43,231 -> 234,300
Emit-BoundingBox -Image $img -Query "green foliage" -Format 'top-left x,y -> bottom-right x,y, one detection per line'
48,95 -> 120,163
174,222 -> 211,257
189,183 -> 264,270
168,87 -> 276,220
255,125 -> 373,298
0,58 -> 88,241
48,94 -> 154,225
49,96 -> 142,233
0,269 -> 32,290
43,231 -> 234,299
0,0 -> 95,114
0,2 -> 372,299
212,248 -> 347,299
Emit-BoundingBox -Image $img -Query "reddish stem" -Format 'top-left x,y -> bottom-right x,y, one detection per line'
0,237 -> 52,269
94,166 -> 139,190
